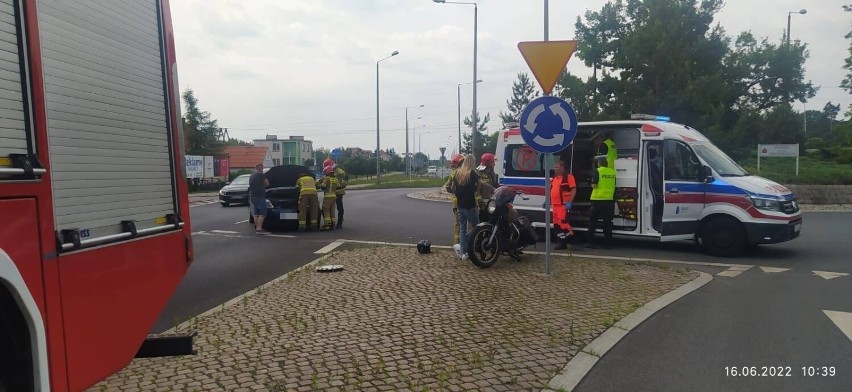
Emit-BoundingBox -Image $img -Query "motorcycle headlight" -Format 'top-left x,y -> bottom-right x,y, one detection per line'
487,199 -> 497,214
750,197 -> 780,212
265,199 -> 274,208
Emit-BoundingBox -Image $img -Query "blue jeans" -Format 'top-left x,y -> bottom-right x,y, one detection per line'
458,207 -> 479,253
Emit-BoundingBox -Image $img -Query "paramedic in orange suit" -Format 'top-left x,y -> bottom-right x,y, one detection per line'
551,160 -> 576,250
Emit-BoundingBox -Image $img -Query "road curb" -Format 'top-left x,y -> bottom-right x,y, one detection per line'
406,188 -> 451,203
168,252 -> 335,334
544,270 -> 713,392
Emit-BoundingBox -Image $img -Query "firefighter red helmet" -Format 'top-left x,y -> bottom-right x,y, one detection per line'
450,154 -> 463,168
323,165 -> 335,175
323,158 -> 335,168
480,153 -> 495,167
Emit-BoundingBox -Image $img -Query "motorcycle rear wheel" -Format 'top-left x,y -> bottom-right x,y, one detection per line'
467,226 -> 501,268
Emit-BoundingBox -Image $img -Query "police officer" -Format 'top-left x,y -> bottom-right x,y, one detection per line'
551,160 -> 576,250
444,154 -> 464,244
586,155 -> 616,248
296,171 -> 319,231
592,132 -> 617,170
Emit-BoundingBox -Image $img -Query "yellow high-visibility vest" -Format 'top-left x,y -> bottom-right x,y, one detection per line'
591,166 -> 616,201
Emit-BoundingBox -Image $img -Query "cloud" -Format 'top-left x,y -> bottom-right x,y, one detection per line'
170,0 -> 852,154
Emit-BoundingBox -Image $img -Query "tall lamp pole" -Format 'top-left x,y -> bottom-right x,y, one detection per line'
405,105 -> 424,180
786,9 -> 807,45
376,50 -> 399,184
435,0 -> 477,157
457,79 -> 482,154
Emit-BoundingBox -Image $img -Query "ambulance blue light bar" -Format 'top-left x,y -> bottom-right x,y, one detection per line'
631,114 -> 671,122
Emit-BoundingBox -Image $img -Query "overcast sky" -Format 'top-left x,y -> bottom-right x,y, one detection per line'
170,0 -> 850,158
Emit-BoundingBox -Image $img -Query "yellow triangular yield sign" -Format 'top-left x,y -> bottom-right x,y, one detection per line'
517,40 -> 577,95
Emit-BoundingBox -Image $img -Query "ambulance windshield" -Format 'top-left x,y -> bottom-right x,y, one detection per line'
691,143 -> 748,177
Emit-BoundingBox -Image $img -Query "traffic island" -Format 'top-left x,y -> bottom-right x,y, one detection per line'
90,246 -> 698,392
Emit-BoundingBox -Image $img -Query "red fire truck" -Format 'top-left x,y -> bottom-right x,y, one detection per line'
0,0 -> 192,390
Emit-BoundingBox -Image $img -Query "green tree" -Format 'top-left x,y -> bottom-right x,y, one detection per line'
571,0 -> 817,149
182,89 -> 223,155
462,111 -> 491,156
725,32 -> 816,111
841,5 -> 852,103
499,73 -> 539,126
224,138 -> 251,146
556,70 -> 598,120
574,0 -> 731,129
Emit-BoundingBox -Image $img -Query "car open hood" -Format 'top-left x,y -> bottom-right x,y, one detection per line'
265,165 -> 314,188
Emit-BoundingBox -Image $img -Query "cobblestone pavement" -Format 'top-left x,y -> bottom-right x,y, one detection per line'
91,246 -> 696,392
407,188 -> 852,211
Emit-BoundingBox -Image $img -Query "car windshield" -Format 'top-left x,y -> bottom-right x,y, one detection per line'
231,176 -> 250,185
691,143 -> 748,177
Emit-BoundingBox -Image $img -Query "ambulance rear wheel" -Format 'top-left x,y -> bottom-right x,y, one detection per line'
701,217 -> 746,257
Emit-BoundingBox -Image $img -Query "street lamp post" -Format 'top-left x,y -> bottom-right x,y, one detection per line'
435,0 -> 477,158
406,105 -> 424,180
786,9 -> 807,45
376,50 -> 399,184
457,79 -> 482,154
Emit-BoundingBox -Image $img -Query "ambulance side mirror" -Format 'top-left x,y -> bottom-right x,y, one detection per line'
701,166 -> 714,183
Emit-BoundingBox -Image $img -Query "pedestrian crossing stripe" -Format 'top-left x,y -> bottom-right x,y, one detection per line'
758,266 -> 790,273
716,265 -> 751,277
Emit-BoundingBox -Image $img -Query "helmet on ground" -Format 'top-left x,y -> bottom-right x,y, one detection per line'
450,154 -> 464,168
416,240 -> 432,254
480,153 -> 495,167
323,158 -> 335,168
323,165 -> 335,175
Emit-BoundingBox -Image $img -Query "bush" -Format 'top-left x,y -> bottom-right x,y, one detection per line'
805,137 -> 826,150
834,148 -> 852,165
229,169 -> 252,182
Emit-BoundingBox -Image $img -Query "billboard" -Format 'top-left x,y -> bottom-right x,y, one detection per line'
185,155 -> 204,179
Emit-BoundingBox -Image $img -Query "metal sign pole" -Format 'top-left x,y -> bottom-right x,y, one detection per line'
757,144 -> 761,173
544,154 -> 552,275
543,0 -> 551,276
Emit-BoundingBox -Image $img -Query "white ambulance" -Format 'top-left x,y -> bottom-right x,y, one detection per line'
495,115 -> 802,257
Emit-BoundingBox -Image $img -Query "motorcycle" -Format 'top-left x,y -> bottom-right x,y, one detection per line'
466,186 -> 539,268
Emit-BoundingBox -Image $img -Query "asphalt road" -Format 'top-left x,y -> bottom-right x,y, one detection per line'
158,189 -> 852,391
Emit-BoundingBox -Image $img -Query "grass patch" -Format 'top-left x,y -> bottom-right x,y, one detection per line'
355,177 -> 448,190
739,156 -> 852,185
347,172 -> 407,185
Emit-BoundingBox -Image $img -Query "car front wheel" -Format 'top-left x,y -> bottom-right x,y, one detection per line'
701,217 -> 746,257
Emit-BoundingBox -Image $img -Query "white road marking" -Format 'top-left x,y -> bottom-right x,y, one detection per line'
716,265 -> 752,277
759,266 -> 791,273
497,249 -> 754,270
823,310 -> 852,342
813,271 -> 849,280
234,219 -> 249,225
210,230 -> 239,234
193,231 -> 245,239
315,239 -> 345,254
